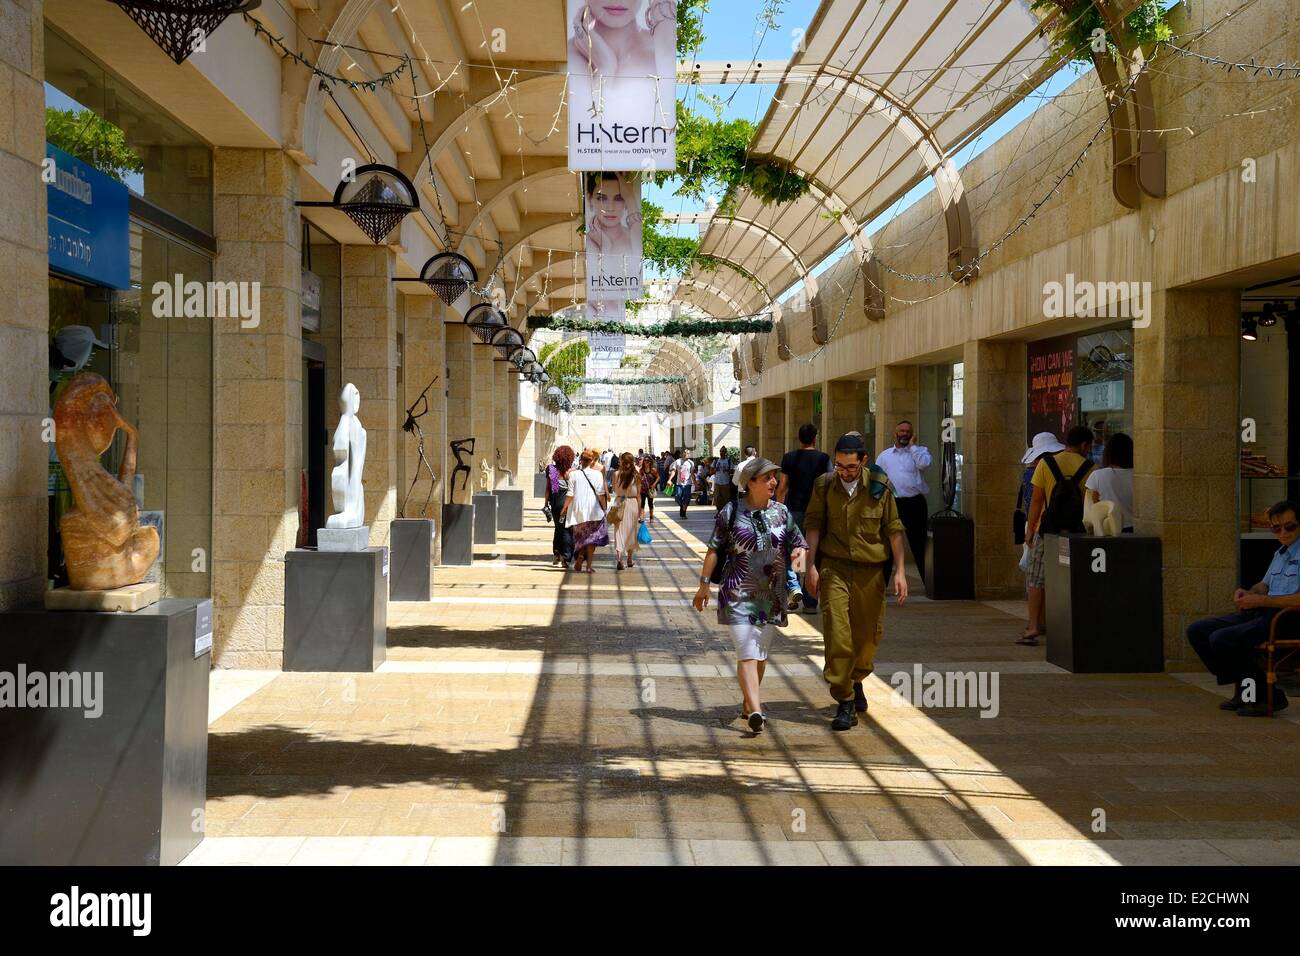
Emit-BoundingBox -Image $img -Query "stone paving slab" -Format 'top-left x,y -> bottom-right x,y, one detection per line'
198,499 -> 1300,864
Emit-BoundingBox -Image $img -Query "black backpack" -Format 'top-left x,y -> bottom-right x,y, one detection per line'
1040,454 -> 1093,535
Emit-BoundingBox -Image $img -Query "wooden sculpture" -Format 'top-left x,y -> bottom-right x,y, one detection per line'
53,372 -> 159,590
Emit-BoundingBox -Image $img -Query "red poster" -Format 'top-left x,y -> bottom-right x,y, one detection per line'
1026,335 -> 1075,443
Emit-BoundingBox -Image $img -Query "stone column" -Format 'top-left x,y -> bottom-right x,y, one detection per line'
506,367 -> 520,481
740,401 -> 760,455
760,396 -> 786,461
472,339 -> 497,494
494,361 -> 511,487
399,291 -> 444,530
1133,289 -> 1240,667
211,148 -> 301,668
444,323 -> 475,504
878,365 -> 919,457
786,390 -> 813,449
826,378 -> 864,442
341,245 -> 398,549
0,0 -> 48,610
962,339 -> 1027,599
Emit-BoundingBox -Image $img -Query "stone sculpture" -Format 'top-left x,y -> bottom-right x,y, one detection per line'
326,383 -> 367,528
53,372 -> 159,590
479,457 -> 492,492
450,437 -> 475,498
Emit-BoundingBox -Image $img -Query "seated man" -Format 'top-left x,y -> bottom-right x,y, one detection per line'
1187,499 -> 1300,716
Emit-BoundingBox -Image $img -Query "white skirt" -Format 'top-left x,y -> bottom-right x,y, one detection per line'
729,622 -> 777,662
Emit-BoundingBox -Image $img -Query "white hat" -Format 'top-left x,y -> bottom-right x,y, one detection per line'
54,324 -> 111,372
1022,431 -> 1065,465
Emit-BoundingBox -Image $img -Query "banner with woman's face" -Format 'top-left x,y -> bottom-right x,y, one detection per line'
567,0 -> 677,171
584,171 -> 643,301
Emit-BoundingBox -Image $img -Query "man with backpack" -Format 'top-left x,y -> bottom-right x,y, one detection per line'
1020,425 -> 1094,645
671,449 -> 696,519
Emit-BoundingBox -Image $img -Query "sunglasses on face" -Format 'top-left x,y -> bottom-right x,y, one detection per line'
1272,521 -> 1299,534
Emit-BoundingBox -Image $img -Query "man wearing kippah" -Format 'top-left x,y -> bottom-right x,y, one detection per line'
803,432 -> 909,730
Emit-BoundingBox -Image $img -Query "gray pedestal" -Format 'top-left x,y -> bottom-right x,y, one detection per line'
496,488 -> 524,531
0,599 -> 210,865
474,493 -> 498,545
284,547 -> 387,671
390,519 -> 434,601
1045,534 -> 1164,673
534,471 -> 549,498
441,503 -> 474,566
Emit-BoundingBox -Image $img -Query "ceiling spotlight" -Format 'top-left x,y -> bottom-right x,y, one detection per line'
1241,316 -> 1258,341
1258,302 -> 1279,327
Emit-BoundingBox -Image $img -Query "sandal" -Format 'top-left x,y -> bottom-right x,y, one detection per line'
1015,630 -> 1041,646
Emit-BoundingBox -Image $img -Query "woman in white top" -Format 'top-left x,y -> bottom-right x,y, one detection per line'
1085,432 -> 1135,532
561,448 -> 609,574
611,452 -> 642,570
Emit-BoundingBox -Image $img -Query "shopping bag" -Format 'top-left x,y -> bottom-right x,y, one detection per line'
664,479 -> 675,496
637,520 -> 652,545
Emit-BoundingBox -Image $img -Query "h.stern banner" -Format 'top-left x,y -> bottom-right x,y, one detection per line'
567,0 -> 677,171
584,171 -> 643,301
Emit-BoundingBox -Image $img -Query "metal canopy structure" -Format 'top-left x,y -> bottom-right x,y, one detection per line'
676,0 -> 1072,317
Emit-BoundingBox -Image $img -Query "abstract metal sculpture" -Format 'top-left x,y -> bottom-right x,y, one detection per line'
449,436 -> 476,498
53,372 -> 159,590
398,376 -> 440,519
495,447 -> 515,487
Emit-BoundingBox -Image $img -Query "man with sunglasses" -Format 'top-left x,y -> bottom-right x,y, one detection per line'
1187,499 -> 1300,716
803,433 -> 908,730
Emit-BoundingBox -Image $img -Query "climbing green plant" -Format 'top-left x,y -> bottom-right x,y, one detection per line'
45,107 -> 144,183
541,338 -> 591,397
1032,1 -> 1171,63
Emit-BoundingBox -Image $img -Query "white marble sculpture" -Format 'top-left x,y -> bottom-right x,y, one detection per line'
1083,496 -> 1121,537
326,383 -> 367,528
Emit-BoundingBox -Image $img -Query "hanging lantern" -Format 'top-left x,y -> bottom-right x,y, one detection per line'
509,347 -> 537,371
419,251 -> 478,306
299,163 -> 420,245
464,303 -> 508,344
109,0 -> 261,65
489,326 -> 525,361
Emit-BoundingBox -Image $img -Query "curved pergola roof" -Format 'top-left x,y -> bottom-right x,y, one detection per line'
677,0 -> 1069,316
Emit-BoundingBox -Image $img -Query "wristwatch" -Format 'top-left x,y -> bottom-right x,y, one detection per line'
698,576 -> 710,585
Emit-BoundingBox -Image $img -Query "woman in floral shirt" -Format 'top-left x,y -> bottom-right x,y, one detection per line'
693,457 -> 807,734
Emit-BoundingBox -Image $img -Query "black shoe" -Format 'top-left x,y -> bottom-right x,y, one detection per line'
1237,689 -> 1289,717
831,701 -> 858,731
1219,696 -> 1243,711
747,711 -> 766,733
853,682 -> 868,713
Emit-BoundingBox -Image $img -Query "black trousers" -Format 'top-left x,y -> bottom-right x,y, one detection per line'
890,494 -> 929,583
1186,608 -> 1278,687
549,490 -> 573,562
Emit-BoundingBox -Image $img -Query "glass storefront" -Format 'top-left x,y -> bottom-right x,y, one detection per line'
919,361 -> 963,515
45,27 -> 213,597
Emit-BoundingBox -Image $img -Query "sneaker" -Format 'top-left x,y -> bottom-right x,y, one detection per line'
1237,688 -> 1289,717
747,711 -> 766,733
831,700 -> 858,731
853,682 -> 868,713
787,590 -> 803,611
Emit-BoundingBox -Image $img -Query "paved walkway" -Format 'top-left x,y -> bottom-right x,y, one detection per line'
189,496 -> 1300,865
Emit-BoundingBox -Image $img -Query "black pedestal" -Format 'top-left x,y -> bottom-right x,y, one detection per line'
0,599 -> 209,865
924,514 -> 975,600
474,493 -> 498,545
284,547 -> 387,671
496,488 -> 523,532
441,503 -> 474,566
1045,534 -> 1164,673
390,518 -> 434,601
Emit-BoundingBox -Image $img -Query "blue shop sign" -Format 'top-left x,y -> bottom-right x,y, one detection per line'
46,143 -> 130,289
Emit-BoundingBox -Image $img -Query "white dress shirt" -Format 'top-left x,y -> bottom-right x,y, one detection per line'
876,444 -> 932,497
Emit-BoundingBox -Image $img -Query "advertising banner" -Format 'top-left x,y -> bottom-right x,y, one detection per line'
567,0 -> 677,171
1026,334 -> 1076,442
584,171 -> 643,301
